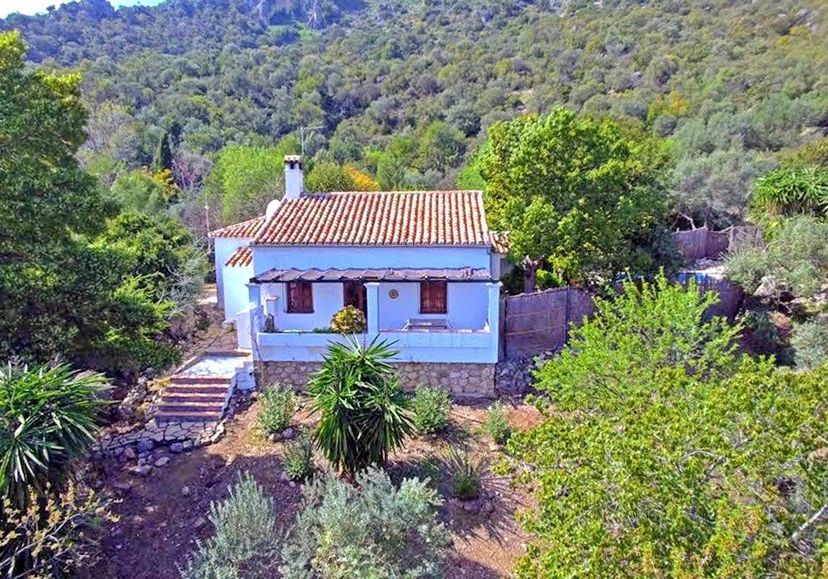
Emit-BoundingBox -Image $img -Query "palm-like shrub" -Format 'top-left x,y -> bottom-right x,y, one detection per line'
309,337 -> 415,476
0,363 -> 109,506
443,448 -> 482,500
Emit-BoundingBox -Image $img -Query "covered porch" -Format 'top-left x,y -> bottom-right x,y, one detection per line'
239,268 -> 501,364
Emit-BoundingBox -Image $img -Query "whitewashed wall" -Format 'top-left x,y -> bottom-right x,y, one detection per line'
222,263 -> 253,322
214,238 -> 248,310
251,245 -> 492,274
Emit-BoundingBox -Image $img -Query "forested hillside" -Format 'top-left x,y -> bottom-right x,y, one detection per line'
3,0 -> 827,228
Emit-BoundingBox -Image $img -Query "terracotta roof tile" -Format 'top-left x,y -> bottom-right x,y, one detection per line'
209,216 -> 266,239
490,231 -> 510,254
225,246 -> 252,268
253,191 -> 490,246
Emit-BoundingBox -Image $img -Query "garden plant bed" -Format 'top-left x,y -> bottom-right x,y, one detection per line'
83,395 -> 541,579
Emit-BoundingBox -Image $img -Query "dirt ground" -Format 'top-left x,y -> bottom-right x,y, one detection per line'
83,398 -> 542,579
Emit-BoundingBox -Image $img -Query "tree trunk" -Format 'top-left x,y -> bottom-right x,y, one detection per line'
522,257 -> 541,293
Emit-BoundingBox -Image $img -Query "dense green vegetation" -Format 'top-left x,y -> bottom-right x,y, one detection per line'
511,275 -> 828,576
3,0 -> 826,228
0,31 -> 207,376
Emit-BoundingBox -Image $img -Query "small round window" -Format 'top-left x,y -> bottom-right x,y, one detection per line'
388,289 -> 399,299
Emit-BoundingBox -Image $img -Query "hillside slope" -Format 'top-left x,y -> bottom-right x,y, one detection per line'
3,0 -> 827,225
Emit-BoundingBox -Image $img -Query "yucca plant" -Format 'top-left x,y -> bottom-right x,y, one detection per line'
0,363 -> 110,507
309,337 -> 415,476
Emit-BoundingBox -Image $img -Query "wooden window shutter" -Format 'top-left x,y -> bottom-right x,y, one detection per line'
420,281 -> 447,314
287,282 -> 314,313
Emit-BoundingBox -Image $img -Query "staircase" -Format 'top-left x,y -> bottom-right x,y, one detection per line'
155,374 -> 233,424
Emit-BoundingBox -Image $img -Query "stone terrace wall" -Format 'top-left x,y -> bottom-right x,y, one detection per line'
259,361 -> 495,399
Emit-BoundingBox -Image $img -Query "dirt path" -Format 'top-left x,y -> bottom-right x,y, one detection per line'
84,400 -> 538,578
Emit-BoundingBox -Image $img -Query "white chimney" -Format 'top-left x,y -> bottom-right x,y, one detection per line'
284,155 -> 304,199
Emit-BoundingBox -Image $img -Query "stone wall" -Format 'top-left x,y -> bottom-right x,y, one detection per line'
258,361 -> 495,399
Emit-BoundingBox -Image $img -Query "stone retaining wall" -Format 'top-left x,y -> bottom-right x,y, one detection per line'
258,361 -> 495,399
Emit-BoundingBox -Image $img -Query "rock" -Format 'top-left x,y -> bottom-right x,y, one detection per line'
154,456 -> 170,467
112,481 -> 133,495
132,465 -> 153,477
170,442 -> 184,454
281,427 -> 296,440
461,499 -> 482,514
181,486 -> 191,497
137,439 -> 154,453
193,517 -> 207,530
182,440 -> 194,451
124,446 -> 137,460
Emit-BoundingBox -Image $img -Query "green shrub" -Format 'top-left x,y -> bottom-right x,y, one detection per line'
256,383 -> 296,435
282,435 -> 315,482
791,318 -> 828,370
411,385 -> 452,435
738,309 -> 786,357
330,305 -> 367,334
0,363 -> 109,507
511,274 -> 827,576
309,337 -> 415,475
182,473 -> 280,579
280,467 -> 450,578
483,402 -> 511,446
443,448 -> 482,500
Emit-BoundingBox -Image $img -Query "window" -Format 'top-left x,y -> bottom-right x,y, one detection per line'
286,282 -> 313,313
419,281 -> 447,314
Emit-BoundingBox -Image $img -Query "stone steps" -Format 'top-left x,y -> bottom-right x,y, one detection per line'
156,379 -> 231,424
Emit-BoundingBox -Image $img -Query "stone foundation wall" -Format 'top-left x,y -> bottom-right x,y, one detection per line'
258,361 -> 495,399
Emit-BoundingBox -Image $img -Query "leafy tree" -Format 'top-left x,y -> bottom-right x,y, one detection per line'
0,363 -> 109,506
304,160 -> 355,192
344,164 -> 380,191
726,216 -> 828,302
0,31 -> 119,366
111,168 -> 177,216
478,108 -> 671,289
206,141 -> 297,223
309,338 -> 415,476
417,120 -> 465,172
512,275 -> 828,577
151,128 -> 173,173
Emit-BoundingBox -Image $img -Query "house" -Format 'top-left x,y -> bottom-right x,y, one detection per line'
209,156 -> 506,398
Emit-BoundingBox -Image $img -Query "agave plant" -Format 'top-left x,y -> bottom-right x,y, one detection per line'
309,337 -> 415,476
0,363 -> 110,506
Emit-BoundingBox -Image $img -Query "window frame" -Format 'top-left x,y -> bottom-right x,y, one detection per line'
286,281 -> 314,313
419,281 -> 448,315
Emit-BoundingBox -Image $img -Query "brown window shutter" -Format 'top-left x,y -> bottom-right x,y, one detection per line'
287,282 -> 314,313
420,281 -> 447,314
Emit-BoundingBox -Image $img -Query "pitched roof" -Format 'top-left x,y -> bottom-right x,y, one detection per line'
251,267 -> 492,284
225,246 -> 252,268
209,215 -> 266,239
490,231 -> 510,254
252,190 -> 490,247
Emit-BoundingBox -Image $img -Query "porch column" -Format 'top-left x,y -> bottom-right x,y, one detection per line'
486,282 -> 502,362
365,282 -> 380,339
